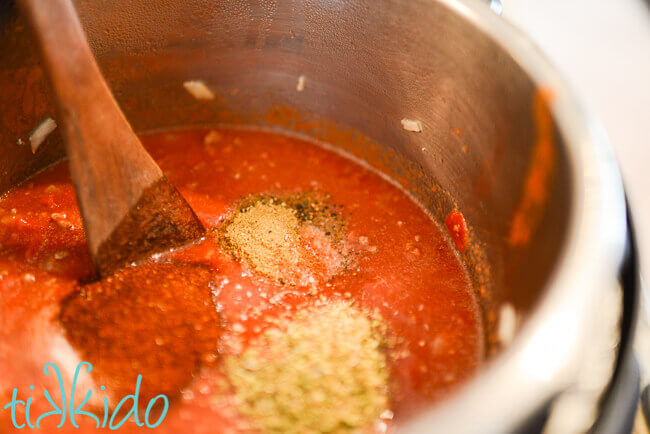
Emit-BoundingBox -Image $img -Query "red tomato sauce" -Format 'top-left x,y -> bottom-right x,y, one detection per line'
445,210 -> 469,253
0,129 -> 484,432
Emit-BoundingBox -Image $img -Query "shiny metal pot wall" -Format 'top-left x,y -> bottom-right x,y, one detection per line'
0,0 -> 630,432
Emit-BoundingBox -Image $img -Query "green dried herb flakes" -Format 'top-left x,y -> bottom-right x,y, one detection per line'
226,302 -> 389,433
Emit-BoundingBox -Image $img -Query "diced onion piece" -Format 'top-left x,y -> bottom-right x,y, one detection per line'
183,80 -> 215,100
296,74 -> 306,92
29,117 -> 57,154
400,118 -> 423,132
497,303 -> 517,345
203,130 -> 222,145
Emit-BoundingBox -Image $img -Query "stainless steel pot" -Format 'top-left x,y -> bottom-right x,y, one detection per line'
0,0 -> 637,432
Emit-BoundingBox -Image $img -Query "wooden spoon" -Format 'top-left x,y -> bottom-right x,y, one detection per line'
18,0 -> 204,277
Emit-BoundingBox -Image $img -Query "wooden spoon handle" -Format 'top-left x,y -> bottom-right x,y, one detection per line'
18,0 -> 166,258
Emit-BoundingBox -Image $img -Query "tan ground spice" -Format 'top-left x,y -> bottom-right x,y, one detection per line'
217,193 -> 347,286
224,201 -> 301,281
225,302 -> 390,433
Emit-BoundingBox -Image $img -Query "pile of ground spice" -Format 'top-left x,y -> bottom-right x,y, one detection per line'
217,193 -> 348,286
60,263 -> 221,405
225,302 -> 390,433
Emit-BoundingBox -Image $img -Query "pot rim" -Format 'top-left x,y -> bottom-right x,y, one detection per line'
403,0 -> 628,432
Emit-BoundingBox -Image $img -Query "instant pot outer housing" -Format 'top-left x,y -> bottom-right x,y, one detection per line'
0,0 -> 639,432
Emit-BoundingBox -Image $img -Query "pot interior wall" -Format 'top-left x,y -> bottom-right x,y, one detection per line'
0,0 -> 572,353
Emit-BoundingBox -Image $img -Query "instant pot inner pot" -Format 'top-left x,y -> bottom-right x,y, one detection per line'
0,0 -> 571,355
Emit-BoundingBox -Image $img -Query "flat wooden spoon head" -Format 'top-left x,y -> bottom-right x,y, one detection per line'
18,0 -> 204,276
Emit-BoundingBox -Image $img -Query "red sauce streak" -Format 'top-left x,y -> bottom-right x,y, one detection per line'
509,88 -> 556,246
